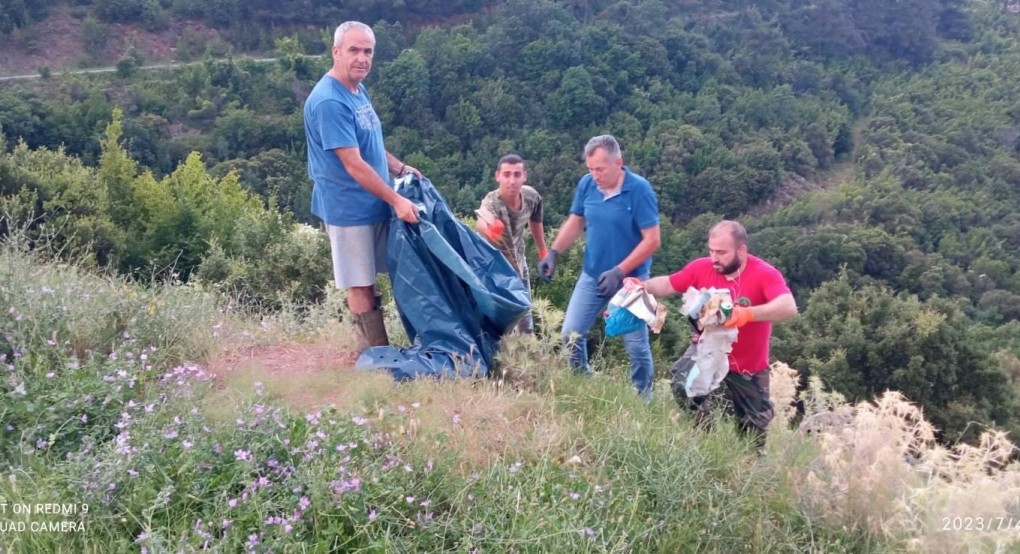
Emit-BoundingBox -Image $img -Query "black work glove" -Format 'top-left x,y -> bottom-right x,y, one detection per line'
596,266 -> 625,297
538,249 -> 558,283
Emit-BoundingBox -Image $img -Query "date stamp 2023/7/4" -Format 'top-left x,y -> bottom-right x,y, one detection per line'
941,516 -> 1020,532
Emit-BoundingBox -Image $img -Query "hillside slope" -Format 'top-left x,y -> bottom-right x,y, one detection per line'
0,7 -> 226,77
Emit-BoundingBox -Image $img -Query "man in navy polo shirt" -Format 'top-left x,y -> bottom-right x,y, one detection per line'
538,135 -> 661,397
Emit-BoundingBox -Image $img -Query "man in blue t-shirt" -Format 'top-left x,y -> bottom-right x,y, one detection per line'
538,135 -> 661,397
303,21 -> 421,352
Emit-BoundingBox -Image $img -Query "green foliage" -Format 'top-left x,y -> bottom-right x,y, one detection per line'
211,148 -> 312,222
0,244 -> 214,547
120,152 -> 262,277
773,273 -> 1020,443
0,0 -> 50,34
0,115 -> 327,309
80,16 -> 109,60
195,219 -> 332,309
1,140 -> 120,266
0,95 -> 51,150
95,0 -> 146,23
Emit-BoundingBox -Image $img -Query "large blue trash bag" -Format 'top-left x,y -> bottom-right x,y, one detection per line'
355,175 -> 530,380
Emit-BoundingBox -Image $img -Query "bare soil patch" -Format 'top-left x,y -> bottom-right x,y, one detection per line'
205,340 -> 359,378
0,7 -> 221,76
204,338 -> 395,412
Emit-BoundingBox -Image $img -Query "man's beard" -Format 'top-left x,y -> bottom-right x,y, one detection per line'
714,256 -> 742,276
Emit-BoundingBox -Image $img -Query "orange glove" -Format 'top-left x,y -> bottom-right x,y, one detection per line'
724,306 -> 755,328
486,219 -> 505,241
538,247 -> 548,260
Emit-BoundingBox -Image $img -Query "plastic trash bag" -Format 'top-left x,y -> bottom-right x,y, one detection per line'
355,175 -> 530,380
604,304 -> 647,336
603,278 -> 667,337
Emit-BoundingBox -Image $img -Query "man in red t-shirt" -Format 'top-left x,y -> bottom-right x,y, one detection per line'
644,220 -> 798,447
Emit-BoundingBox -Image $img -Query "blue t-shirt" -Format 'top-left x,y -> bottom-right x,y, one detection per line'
569,168 -> 659,278
303,74 -> 391,226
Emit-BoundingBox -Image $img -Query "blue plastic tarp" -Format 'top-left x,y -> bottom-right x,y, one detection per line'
354,176 -> 530,380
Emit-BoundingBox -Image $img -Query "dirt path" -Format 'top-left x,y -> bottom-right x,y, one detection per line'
747,118 -> 865,217
0,6 -> 272,81
0,57 -> 279,82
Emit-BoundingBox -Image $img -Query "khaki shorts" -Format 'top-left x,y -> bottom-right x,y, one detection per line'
326,221 -> 388,289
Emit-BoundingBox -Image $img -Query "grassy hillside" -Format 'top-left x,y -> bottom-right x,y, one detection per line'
2,237 -> 1019,551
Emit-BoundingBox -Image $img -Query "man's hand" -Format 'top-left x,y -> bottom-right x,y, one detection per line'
392,195 -> 420,224
596,266 -> 624,297
485,218 -> 505,241
622,277 -> 643,291
402,164 -> 422,178
538,249 -> 558,283
724,306 -> 755,328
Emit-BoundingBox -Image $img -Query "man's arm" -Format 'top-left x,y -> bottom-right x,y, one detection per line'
644,275 -> 677,298
549,214 -> 585,254
475,217 -> 492,236
385,151 -> 421,178
746,292 -> 798,323
530,221 -> 548,258
336,147 -> 419,223
615,225 -> 661,275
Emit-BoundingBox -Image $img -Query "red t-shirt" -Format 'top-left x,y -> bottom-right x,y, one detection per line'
668,255 -> 791,375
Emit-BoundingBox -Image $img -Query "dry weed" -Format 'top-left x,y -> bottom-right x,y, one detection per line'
898,430 -> 1020,553
769,361 -> 800,428
777,370 -> 1020,552
791,392 -> 933,535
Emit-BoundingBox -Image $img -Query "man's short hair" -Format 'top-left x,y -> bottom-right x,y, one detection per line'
710,220 -> 748,247
496,153 -> 526,171
583,135 -> 622,160
334,21 -> 374,46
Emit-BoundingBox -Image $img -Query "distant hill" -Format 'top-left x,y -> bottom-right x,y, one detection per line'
0,0 -> 501,77
0,7 -> 228,77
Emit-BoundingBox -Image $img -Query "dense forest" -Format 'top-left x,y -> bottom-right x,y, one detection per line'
2,0 -> 1020,443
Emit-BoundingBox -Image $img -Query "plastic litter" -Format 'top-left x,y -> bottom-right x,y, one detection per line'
355,175 -> 530,380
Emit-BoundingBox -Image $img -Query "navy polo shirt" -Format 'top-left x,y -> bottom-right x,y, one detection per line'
568,167 -> 659,278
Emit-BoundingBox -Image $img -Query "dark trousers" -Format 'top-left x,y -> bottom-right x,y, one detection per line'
673,352 -> 774,448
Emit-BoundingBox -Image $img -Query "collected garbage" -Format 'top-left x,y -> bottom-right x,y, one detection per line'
603,278 -> 667,337
355,175 -> 530,380
676,287 -> 738,397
